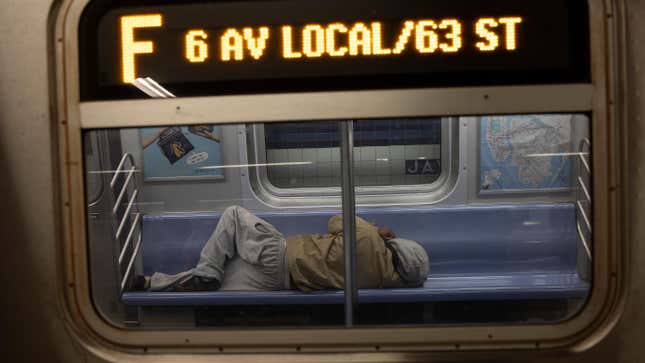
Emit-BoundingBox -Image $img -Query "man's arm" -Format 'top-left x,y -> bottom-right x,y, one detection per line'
378,226 -> 396,241
327,215 -> 380,235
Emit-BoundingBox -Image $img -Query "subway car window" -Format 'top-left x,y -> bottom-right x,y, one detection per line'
82,113 -> 591,328
352,113 -> 591,325
263,118 -> 442,188
66,0 -> 606,349
84,123 -> 346,328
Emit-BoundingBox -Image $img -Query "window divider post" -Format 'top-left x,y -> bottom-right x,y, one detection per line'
340,120 -> 358,327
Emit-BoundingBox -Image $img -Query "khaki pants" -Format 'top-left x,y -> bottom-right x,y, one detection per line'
150,206 -> 289,291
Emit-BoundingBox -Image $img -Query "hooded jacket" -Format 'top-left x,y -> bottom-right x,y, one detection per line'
286,215 -> 404,291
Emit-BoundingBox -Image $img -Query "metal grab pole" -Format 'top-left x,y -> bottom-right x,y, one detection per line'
340,120 -> 358,327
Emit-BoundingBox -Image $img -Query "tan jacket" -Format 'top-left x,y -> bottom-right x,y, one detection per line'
286,215 -> 403,291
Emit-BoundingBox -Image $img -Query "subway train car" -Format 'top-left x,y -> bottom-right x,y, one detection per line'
1,0 -> 644,361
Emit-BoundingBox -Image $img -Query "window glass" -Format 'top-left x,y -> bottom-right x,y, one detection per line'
84,122 -> 345,328
82,114 -> 591,329
264,118 -> 442,188
83,132 -> 104,205
351,113 -> 591,325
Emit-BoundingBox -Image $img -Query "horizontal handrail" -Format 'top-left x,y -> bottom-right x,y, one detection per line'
112,166 -> 136,215
118,213 -> 141,265
115,189 -> 139,240
576,222 -> 592,261
121,232 -> 142,292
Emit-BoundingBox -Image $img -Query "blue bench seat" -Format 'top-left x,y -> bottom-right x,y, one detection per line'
121,204 -> 590,307
122,272 -> 587,306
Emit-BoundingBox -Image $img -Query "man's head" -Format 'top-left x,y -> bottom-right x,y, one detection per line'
378,226 -> 396,241
387,238 -> 430,287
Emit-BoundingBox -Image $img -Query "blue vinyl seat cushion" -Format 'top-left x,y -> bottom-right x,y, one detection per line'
122,204 -> 589,306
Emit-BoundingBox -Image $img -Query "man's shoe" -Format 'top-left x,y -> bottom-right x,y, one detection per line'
174,276 -> 220,292
194,276 -> 221,291
130,275 -> 149,291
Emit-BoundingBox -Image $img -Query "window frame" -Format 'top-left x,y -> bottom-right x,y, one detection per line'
82,131 -> 105,206
53,0 -> 626,355
245,118 -> 458,208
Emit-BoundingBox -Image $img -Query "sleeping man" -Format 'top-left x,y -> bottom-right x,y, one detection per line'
133,206 -> 429,292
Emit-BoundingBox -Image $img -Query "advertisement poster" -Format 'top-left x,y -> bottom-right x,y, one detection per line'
140,125 -> 223,181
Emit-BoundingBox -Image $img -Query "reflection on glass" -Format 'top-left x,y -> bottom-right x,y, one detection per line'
83,114 -> 591,329
264,118 -> 442,187
479,114 -> 574,192
353,113 -> 591,325
86,122 -> 357,328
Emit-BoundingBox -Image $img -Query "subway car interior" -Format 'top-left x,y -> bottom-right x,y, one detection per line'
86,115 -> 592,328
2,0 -> 644,361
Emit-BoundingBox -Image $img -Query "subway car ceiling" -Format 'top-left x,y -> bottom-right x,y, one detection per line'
51,0 -> 626,355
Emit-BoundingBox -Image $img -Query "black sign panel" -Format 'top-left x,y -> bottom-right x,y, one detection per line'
79,0 -> 590,100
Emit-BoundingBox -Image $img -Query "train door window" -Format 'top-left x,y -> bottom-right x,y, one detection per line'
262,118 -> 442,188
352,113 -> 591,325
247,118 -> 456,206
59,0 -> 622,352
80,113 -> 591,329
82,122 -> 347,328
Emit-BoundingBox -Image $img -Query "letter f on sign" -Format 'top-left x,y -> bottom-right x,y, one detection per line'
121,14 -> 163,83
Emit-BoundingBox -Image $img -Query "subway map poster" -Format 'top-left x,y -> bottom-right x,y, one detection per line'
480,114 -> 572,192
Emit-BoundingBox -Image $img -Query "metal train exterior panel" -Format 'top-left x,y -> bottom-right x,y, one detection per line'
1,0 -> 644,361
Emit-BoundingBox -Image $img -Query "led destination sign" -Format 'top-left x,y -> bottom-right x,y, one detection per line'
80,0 -> 590,99
122,15 -> 523,83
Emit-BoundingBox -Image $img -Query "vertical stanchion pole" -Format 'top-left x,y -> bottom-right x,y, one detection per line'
340,120 -> 357,327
